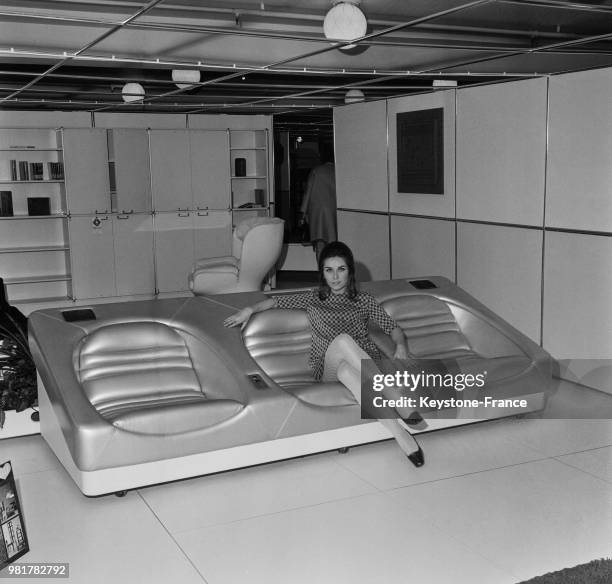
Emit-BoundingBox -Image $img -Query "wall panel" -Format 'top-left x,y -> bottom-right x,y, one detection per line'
334,100 -> 388,212
0,110 -> 91,128
387,90 -> 456,218
546,68 -> 612,232
94,113 -> 187,128
456,78 -> 547,226
188,114 -> 270,130
390,215 -> 455,281
338,211 -> 389,281
543,231 -> 612,358
457,222 -> 542,342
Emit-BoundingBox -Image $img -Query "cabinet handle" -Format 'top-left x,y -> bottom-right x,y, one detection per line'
117,214 -> 130,220
197,206 -> 209,211
98,215 -> 109,221
120,209 -> 134,215
178,212 -> 190,217
197,211 -> 209,216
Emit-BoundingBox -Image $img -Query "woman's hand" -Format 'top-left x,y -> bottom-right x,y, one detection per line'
393,343 -> 408,360
223,307 -> 254,330
390,326 -> 408,360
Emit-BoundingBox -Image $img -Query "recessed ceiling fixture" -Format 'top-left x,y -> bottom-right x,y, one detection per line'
171,69 -> 201,89
344,89 -> 365,104
432,79 -> 458,88
323,1 -> 367,50
121,82 -> 145,103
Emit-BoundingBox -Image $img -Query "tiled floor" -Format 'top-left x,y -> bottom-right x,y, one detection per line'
1,380 -> 611,584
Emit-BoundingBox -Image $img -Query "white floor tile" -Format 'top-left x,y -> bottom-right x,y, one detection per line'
386,458 -> 612,581
543,379 -> 612,419
175,492 -> 515,584
468,381 -> 612,457
504,418 -> 612,457
557,446 -> 612,483
140,452 -> 377,533
0,435 -> 60,477
10,469 -> 205,584
333,419 -> 545,491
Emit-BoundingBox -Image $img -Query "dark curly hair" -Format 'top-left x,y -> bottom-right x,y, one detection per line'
317,241 -> 358,300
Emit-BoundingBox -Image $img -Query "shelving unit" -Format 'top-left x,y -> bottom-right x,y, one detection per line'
0,128 -> 71,304
0,119 -> 274,305
229,129 -> 270,217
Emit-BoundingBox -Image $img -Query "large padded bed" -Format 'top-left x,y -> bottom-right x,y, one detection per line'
29,277 -> 554,496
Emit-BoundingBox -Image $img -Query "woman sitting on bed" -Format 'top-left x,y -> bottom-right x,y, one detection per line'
224,241 -> 423,466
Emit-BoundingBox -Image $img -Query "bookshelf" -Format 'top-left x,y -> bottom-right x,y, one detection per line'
0,120 -> 274,303
0,129 -> 71,304
229,129 -> 270,215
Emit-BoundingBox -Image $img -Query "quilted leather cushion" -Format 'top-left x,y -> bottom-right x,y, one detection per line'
243,309 -> 313,387
381,295 -> 474,359
76,321 -> 243,434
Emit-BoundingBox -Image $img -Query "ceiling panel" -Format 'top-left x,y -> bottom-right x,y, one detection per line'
0,0 -> 609,120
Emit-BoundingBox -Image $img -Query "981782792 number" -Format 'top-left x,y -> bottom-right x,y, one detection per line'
0,563 -> 69,578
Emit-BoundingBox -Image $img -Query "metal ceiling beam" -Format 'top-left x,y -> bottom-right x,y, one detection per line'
220,24 -> 612,112
93,0 -> 494,113
0,8 -> 543,50
1,0 -> 609,113
499,0 -> 612,13
1,15 -> 609,59
0,0 -> 168,103
427,29 -> 612,74
12,0 -> 612,28
0,70 -> 434,91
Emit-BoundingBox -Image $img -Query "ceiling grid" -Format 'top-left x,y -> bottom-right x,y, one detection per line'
0,0 -> 609,125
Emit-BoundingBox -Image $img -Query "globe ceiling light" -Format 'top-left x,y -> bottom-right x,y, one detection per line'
344,89 -> 365,104
171,69 -> 201,89
121,82 -> 145,103
323,1 -> 367,50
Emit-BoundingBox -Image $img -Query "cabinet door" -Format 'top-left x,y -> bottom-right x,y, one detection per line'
68,215 -> 116,298
193,210 -> 232,260
112,129 -> 151,213
150,130 -> 192,211
113,213 -> 154,296
190,131 -> 230,210
63,129 -> 110,214
154,212 -> 194,293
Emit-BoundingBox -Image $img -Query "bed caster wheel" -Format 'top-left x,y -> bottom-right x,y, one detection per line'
338,447 -> 350,454
114,490 -> 127,498
407,448 -> 424,468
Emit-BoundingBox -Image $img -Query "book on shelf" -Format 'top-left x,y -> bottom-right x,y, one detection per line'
46,161 -> 64,180
0,191 -> 13,216
29,162 -> 44,181
18,161 -> 29,181
10,160 -> 17,181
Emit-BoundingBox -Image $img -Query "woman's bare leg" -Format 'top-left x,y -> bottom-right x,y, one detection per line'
323,334 -> 423,464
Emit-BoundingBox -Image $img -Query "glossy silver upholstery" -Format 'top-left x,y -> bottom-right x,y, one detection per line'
29,276 -> 554,496
242,309 -> 355,407
76,322 -> 244,435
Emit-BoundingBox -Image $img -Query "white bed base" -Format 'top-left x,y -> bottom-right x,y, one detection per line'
39,377 -> 545,496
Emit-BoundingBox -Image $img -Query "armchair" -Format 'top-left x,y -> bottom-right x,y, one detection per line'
189,217 -> 285,295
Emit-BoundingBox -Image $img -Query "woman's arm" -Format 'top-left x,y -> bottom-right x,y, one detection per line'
391,326 -> 408,359
223,297 -> 276,330
365,293 -> 408,359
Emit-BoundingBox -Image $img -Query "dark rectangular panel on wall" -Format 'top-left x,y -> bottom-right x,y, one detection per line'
396,108 -> 444,194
